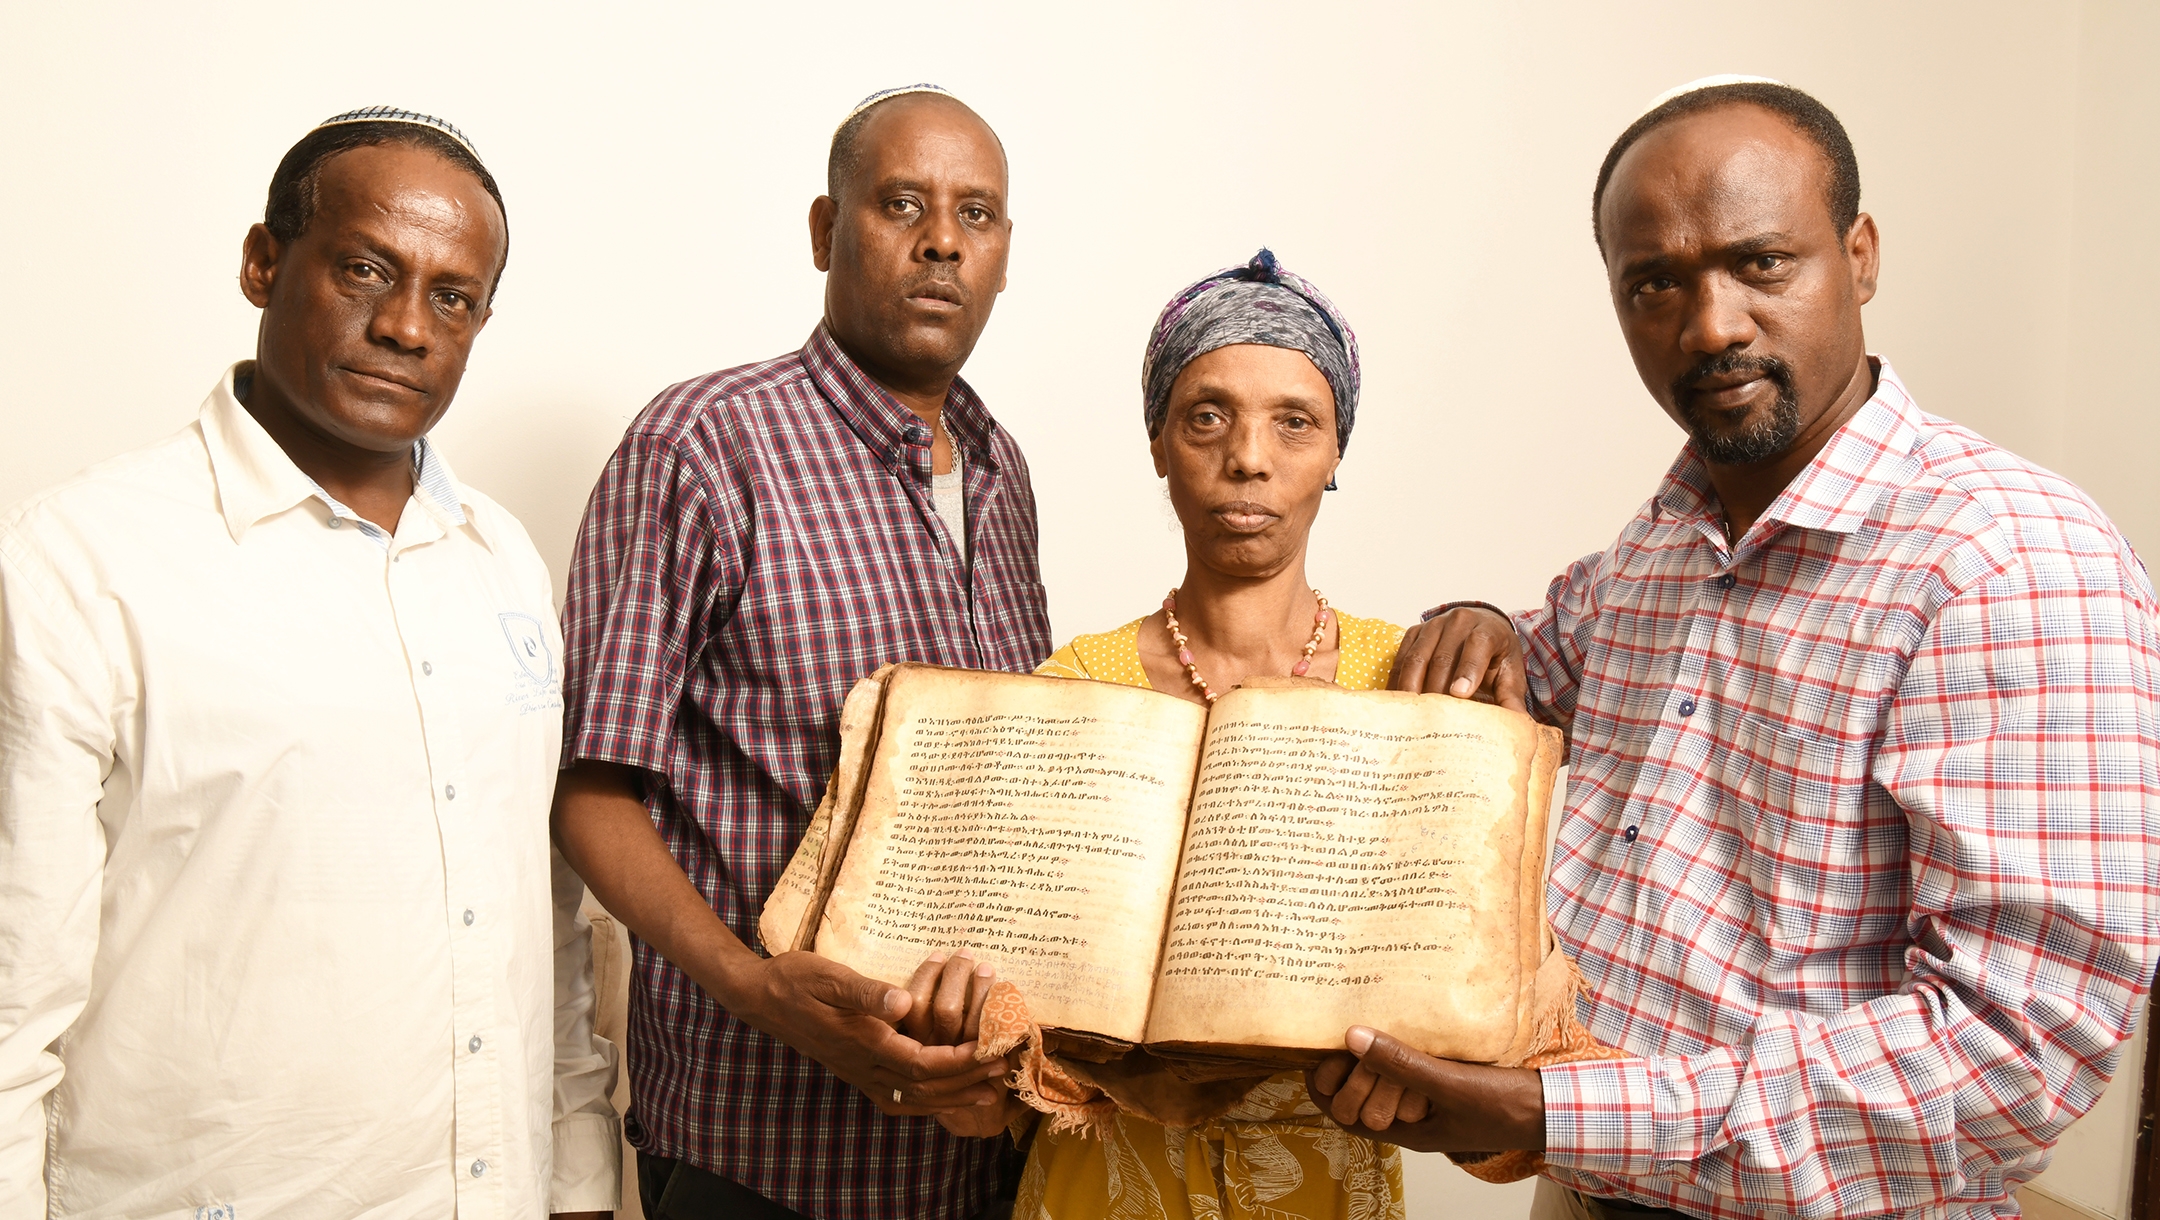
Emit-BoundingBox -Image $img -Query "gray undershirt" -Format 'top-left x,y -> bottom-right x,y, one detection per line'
930,447 -> 968,568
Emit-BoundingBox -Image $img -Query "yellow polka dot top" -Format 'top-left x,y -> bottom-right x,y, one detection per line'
1036,611 -> 1406,693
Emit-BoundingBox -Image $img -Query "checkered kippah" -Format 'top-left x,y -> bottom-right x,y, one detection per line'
835,84 -> 956,134
311,106 -> 481,161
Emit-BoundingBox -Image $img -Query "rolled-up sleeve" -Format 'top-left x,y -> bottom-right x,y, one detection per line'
1514,549 -> 1607,736
0,537 -> 113,1219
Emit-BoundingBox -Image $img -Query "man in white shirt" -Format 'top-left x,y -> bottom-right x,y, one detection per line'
0,108 -> 619,1219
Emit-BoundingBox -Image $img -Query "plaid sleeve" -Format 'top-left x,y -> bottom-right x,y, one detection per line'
559,426 -> 745,773
1512,549 -> 1605,735
1542,543 -> 2160,1216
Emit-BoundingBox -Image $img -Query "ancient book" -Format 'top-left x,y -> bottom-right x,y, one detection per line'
759,662 -> 1564,1068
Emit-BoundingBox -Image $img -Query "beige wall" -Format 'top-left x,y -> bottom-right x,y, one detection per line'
2066,3 -> 2160,586
2026,8 -> 2160,1216
3,2 -> 2152,1216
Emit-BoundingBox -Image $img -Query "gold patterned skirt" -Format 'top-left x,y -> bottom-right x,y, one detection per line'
1014,1073 -> 1404,1220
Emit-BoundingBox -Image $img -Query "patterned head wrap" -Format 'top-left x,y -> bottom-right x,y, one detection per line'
310,105 -> 481,161
1142,249 -> 1361,461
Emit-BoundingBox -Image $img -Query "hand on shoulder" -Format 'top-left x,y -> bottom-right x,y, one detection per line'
1390,605 -> 1528,712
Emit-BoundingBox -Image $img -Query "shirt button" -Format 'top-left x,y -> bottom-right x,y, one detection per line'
1678,698 -> 1697,717
1624,825 -> 1640,842
444,784 -> 456,800
422,661 -> 434,676
463,909 -> 475,926
327,518 -> 342,530
469,1034 -> 482,1053
470,1159 -> 487,1178
1717,572 -> 1738,590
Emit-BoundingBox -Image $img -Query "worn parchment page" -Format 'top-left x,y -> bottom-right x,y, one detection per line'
756,665 -> 895,954
1493,723 -> 1566,1064
815,665 -> 1207,1042
1144,685 -> 1554,1062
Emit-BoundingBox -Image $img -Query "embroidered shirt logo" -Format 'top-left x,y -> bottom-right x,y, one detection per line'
498,612 -> 554,684
196,1206 -> 237,1220
497,610 -> 563,716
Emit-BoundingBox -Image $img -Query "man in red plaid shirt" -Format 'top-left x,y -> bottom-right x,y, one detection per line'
552,86 -> 1048,1220
1311,79 -> 2160,1220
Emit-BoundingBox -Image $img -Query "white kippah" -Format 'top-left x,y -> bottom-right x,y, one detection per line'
835,83 -> 958,135
311,106 -> 482,161
1639,74 -> 1788,119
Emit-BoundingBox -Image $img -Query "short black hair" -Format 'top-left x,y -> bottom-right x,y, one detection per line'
263,122 -> 509,296
825,92 -> 1006,204
1591,81 -> 1860,253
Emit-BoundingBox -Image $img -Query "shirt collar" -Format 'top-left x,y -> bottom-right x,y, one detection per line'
1654,358 -> 1924,537
201,361 -> 485,547
798,323 -> 1000,470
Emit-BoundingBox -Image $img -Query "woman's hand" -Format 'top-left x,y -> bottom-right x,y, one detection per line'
1389,605 -> 1528,712
899,951 -> 997,1047
934,1091 -> 1032,1139
902,951 -> 1024,1135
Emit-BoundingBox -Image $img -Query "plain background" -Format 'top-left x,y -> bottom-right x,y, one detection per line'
3,2 -> 2153,1216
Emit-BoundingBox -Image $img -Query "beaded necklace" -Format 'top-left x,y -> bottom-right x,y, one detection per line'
1161,587 -> 1331,704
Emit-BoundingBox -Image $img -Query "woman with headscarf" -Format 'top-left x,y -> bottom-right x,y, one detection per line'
1011,250 -> 1406,1220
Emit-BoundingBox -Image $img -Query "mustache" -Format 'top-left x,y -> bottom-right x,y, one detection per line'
900,269 -> 968,305
1671,351 -> 1794,407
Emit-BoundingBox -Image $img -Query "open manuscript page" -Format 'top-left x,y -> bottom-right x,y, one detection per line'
815,666 -> 1208,1043
1145,684 -> 1561,1062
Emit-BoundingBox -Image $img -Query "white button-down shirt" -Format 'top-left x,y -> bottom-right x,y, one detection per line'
0,365 -> 619,1219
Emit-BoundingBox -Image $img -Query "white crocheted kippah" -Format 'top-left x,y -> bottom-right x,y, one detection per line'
835,83 -> 958,134
1638,74 -> 1788,118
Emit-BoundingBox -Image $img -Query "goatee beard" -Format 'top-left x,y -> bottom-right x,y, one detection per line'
1673,352 -> 1801,465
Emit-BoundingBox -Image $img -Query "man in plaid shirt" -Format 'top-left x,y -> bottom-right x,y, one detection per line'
1311,80 -> 2160,1219
551,87 -> 1049,1220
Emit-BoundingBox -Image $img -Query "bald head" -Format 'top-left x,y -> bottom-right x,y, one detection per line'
808,87 -> 1014,407
827,92 -> 1007,206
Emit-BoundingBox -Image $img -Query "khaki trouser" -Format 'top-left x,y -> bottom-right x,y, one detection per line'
1531,1178 -> 1697,1219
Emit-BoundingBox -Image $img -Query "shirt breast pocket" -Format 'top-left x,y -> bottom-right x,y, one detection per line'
1729,714 -> 1897,960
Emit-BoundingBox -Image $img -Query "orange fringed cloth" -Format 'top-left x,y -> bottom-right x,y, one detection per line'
972,943 -> 1630,1182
